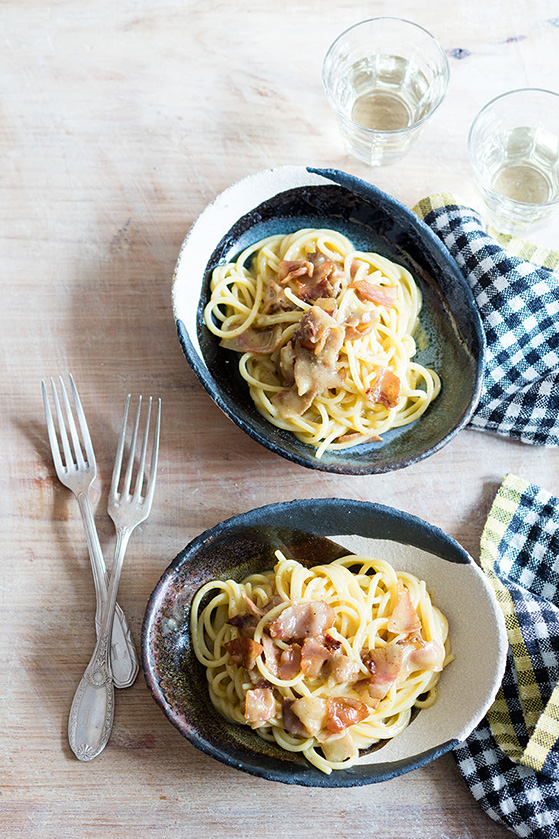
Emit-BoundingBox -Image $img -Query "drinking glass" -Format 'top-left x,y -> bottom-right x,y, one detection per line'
322,17 -> 450,166
469,88 -> 559,235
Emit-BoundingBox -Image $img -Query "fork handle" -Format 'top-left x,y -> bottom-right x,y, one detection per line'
77,493 -> 139,689
68,526 -> 131,760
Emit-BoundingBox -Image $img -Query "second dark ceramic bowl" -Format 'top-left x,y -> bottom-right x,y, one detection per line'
173,167 -> 485,473
142,498 -> 507,787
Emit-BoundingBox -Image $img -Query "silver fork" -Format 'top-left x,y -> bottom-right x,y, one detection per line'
68,394 -> 161,761
41,375 -> 138,689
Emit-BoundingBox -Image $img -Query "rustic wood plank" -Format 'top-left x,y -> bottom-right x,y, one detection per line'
3,1 -> 559,836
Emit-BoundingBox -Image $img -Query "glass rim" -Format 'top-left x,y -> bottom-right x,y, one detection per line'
322,16 -> 450,136
468,87 -> 559,209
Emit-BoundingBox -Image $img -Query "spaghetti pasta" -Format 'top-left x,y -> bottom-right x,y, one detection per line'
190,552 -> 452,774
204,229 -> 440,458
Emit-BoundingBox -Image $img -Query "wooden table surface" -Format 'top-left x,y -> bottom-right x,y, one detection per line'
3,1 -> 559,836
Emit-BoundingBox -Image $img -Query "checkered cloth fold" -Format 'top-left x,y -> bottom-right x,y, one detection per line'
414,195 -> 559,446
453,474 -> 559,837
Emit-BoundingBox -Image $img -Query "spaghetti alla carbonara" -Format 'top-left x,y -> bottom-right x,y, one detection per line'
204,229 -> 440,458
191,552 -> 452,774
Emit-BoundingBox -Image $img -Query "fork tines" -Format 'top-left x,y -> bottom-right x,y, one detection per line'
110,394 -> 161,507
42,375 -> 95,477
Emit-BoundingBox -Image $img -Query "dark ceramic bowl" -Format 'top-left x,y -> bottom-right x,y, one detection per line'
172,167 -> 485,474
142,498 -> 506,787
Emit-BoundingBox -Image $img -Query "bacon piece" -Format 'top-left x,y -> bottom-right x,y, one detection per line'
290,696 -> 328,736
262,278 -> 292,314
299,633 -> 345,678
403,639 -> 445,675
294,306 -> 343,363
328,654 -> 360,684
294,253 -> 336,302
300,636 -> 332,678
387,580 -> 422,636
296,276 -> 332,303
325,697 -> 369,733
344,310 -> 380,341
278,259 -> 313,284
282,699 -> 308,736
279,643 -> 302,680
314,296 -> 337,315
306,251 -> 329,269
245,687 -> 276,729
366,367 -> 401,409
268,601 -> 335,642
220,326 -> 281,354
278,341 -> 296,386
271,385 -> 315,418
227,612 -> 258,632
320,731 -> 358,762
291,306 -> 344,396
224,637 -> 263,670
293,348 -> 342,395
227,595 -> 281,631
362,644 -> 403,704
260,632 -> 280,677
243,595 -> 264,616
350,280 -> 398,307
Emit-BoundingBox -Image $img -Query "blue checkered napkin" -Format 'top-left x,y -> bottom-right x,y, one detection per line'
414,196 -> 559,446
453,474 -> 559,838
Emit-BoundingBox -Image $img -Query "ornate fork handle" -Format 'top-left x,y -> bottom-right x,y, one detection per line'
68,527 -> 131,761
76,492 -> 138,689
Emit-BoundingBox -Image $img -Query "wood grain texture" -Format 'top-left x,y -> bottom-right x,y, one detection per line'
2,1 -> 559,836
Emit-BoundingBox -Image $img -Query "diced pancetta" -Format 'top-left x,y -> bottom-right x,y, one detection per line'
325,697 -> 369,734
224,637 -> 263,670
292,347 -> 342,395
245,688 -> 276,729
268,601 -> 335,642
320,731 -> 358,763
300,636 -> 333,678
328,653 -> 360,684
262,278 -> 293,314
278,259 -> 313,284
350,280 -> 398,307
282,699 -> 308,736
227,612 -> 258,632
402,639 -> 445,676
366,367 -> 401,409
278,341 -> 296,386
271,385 -> 315,418
220,325 -> 281,354
387,580 -> 422,636
344,310 -> 380,341
290,696 -> 328,736
291,306 -> 345,395
295,276 -> 333,303
362,644 -> 403,704
260,632 -> 280,676
294,306 -> 343,364
279,643 -> 302,680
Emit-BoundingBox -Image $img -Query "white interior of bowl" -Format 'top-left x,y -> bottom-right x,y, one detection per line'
329,534 -> 507,764
172,166 -> 338,361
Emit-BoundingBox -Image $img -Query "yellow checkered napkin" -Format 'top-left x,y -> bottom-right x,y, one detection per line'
414,194 -> 559,447
453,474 -> 559,838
